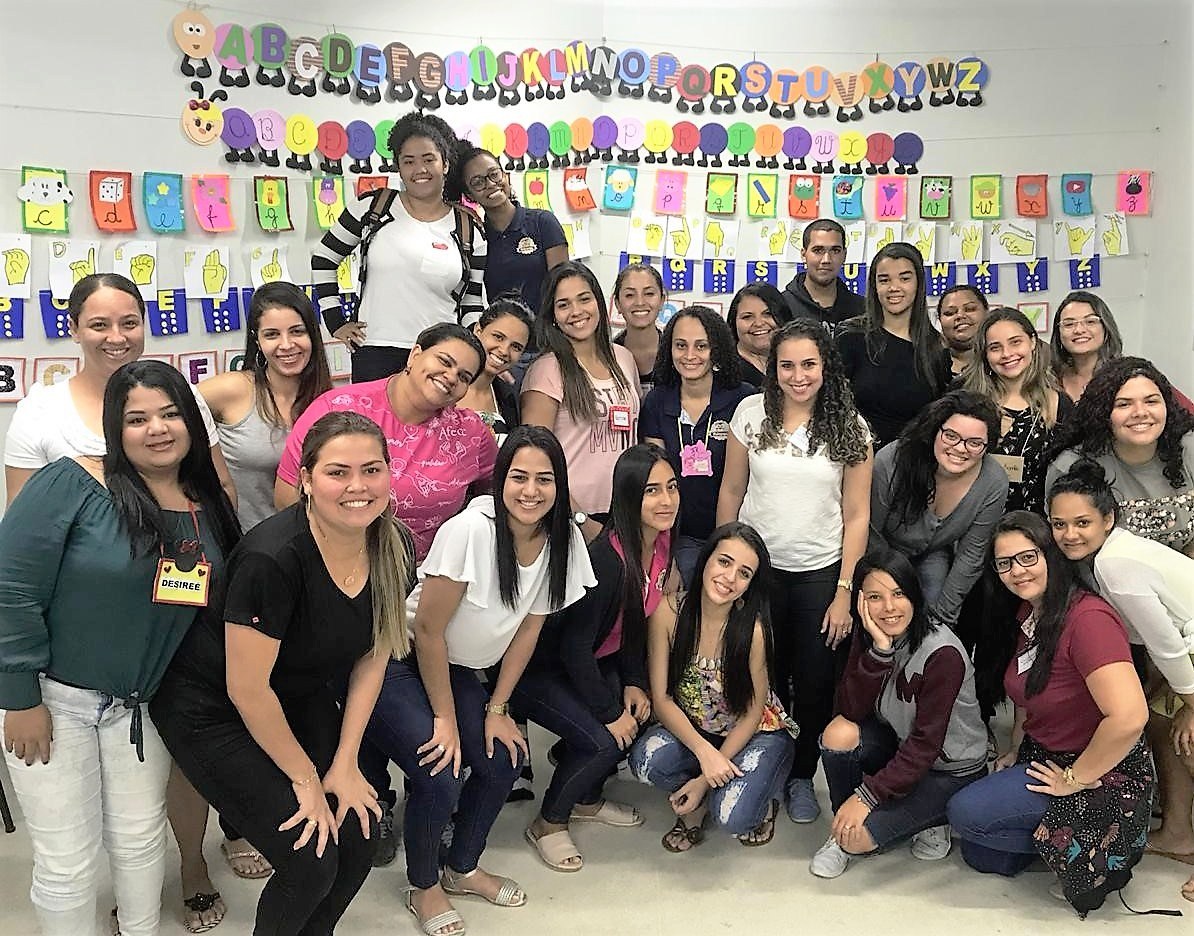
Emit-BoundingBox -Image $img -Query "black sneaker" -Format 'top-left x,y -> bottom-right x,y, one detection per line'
372,802 -> 398,867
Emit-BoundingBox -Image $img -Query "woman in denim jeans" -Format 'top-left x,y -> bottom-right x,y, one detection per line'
0,360 -> 240,936
810,547 -> 987,879
630,522 -> 796,851
363,427 -> 593,935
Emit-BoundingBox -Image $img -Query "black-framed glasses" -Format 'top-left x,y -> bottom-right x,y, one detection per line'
939,425 -> 988,454
466,168 -> 505,192
992,548 -> 1041,574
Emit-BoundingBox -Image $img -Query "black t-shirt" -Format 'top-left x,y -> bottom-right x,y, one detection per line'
737,354 -> 766,388
178,504 -> 407,701
837,328 -> 946,449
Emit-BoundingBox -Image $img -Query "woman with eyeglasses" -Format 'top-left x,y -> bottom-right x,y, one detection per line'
447,145 -> 568,320
868,391 -> 1009,633
1046,357 -> 1194,556
960,307 -> 1072,515
947,512 -> 1153,918
1050,292 -> 1124,406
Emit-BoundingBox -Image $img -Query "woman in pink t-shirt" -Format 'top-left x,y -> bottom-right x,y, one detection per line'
947,511 -> 1153,918
514,444 -> 678,872
521,262 -> 642,543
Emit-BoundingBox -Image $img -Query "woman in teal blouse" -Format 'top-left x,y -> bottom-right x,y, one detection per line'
0,360 -> 240,936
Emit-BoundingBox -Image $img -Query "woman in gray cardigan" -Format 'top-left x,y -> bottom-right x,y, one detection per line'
868,390 -> 1010,631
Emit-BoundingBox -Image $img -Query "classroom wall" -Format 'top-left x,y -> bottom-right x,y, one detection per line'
1,0 -> 1189,506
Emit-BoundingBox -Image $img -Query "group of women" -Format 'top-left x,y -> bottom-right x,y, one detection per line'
2,123 -> 1193,935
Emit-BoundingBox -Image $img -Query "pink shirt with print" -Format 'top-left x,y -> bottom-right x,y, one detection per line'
277,378 -> 498,560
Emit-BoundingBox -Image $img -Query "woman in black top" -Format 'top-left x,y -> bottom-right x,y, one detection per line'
151,412 -> 415,935
836,242 -> 948,448
727,283 -> 793,388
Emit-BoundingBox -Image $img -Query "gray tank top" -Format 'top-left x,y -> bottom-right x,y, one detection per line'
217,404 -> 288,531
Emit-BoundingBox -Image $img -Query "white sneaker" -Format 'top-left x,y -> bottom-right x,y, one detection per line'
910,824 -> 952,860
810,836 -> 851,878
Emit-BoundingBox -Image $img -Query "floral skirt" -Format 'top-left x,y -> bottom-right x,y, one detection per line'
1019,734 -> 1154,917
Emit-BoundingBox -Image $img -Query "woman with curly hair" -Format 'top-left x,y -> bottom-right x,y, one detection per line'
717,319 -> 872,823
641,305 -> 756,585
961,307 -> 1070,514
836,242 -> 949,449
726,283 -> 793,388
522,262 -> 641,543
936,284 -> 988,379
1046,357 -> 1194,555
869,390 -> 1009,632
311,112 -> 487,382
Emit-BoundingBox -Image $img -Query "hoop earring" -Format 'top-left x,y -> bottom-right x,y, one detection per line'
255,349 -> 267,370
734,597 -> 744,611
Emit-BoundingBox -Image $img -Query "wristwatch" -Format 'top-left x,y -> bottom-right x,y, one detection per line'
572,511 -> 588,528
484,701 -> 510,716
836,578 -> 853,592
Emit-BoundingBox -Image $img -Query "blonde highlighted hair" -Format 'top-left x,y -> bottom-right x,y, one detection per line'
962,306 -> 1061,429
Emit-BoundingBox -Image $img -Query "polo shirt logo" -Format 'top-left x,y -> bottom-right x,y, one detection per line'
516,236 -> 538,255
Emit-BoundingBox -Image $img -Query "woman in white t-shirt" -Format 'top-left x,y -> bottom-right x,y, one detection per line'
362,426 -> 594,935
522,262 -> 642,543
717,318 -> 873,825
3,272 -> 238,932
1048,459 -> 1194,902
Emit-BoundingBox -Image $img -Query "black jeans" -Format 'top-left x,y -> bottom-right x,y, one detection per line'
151,671 -> 377,936
351,346 -> 410,383
512,656 -> 624,824
769,563 -> 845,781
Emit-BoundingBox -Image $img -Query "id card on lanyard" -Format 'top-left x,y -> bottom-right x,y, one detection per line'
152,504 -> 211,607
677,412 -> 714,477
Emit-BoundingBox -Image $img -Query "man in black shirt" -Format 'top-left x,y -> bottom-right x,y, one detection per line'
781,218 -> 865,334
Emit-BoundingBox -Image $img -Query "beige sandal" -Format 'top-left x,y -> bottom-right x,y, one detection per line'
221,840 -> 273,879
569,799 -> 643,827
404,889 -> 466,936
524,826 -> 583,872
441,866 -> 526,907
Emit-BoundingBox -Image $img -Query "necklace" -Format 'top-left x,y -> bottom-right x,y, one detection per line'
308,509 -> 367,588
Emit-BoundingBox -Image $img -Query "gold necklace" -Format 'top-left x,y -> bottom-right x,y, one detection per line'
309,509 -> 367,587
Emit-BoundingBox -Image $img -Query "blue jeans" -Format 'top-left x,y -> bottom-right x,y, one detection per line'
673,535 -> 706,589
628,724 -> 793,835
511,660 -> 623,824
821,716 -> 984,851
363,657 -> 521,889
946,765 -> 1051,875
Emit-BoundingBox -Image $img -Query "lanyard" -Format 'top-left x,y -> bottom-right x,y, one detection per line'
677,407 -> 712,449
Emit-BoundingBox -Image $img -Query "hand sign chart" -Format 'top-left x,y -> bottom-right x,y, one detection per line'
47,239 -> 100,300
250,244 -> 290,287
0,234 -> 32,300
112,241 -> 159,297
183,246 -> 230,299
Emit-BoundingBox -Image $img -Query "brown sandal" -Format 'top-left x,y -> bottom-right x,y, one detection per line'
737,799 -> 779,847
662,816 -> 705,853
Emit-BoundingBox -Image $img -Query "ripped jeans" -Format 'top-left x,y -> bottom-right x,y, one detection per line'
629,724 -> 793,835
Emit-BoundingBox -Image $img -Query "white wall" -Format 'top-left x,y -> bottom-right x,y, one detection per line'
1,0 -> 1190,504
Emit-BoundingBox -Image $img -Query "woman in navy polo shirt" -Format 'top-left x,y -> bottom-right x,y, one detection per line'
449,145 -> 569,315
641,305 -> 757,585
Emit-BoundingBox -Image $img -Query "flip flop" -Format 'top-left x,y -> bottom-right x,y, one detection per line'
524,826 -> 583,872
221,840 -> 274,879
404,888 -> 466,936
182,892 -> 226,934
1144,843 -> 1194,866
569,799 -> 643,827
737,799 -> 779,847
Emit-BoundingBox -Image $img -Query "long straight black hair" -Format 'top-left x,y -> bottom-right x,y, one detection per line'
492,426 -> 573,610
666,522 -> 773,716
981,511 -> 1088,698
102,360 -> 240,559
604,443 -> 676,663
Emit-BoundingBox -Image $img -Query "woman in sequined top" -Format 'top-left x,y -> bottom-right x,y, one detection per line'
629,522 -> 796,852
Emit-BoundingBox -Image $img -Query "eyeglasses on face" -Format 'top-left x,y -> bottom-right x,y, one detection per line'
938,425 -> 988,454
1058,315 -> 1102,332
992,548 -> 1041,574
466,168 -> 505,192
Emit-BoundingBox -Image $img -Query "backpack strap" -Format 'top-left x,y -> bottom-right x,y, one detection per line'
448,202 -> 482,321
357,187 -> 398,299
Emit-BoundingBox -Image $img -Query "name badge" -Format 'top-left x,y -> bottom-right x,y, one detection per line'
153,557 -> 212,607
680,440 -> 714,477
608,404 -> 632,432
992,453 -> 1025,485
1017,645 -> 1038,674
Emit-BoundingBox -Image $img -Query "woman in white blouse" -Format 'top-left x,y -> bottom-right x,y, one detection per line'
362,426 -> 594,935
1048,459 -> 1194,902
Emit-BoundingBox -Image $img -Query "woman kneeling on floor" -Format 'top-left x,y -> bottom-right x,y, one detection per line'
630,522 -> 796,851
810,546 -> 987,878
946,511 -> 1153,918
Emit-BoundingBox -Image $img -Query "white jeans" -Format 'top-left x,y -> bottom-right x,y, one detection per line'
2,677 -> 171,936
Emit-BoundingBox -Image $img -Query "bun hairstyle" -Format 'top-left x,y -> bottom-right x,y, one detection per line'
1046,458 -> 1118,522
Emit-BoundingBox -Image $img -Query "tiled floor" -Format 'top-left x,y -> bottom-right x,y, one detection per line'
1,722 -> 1189,934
